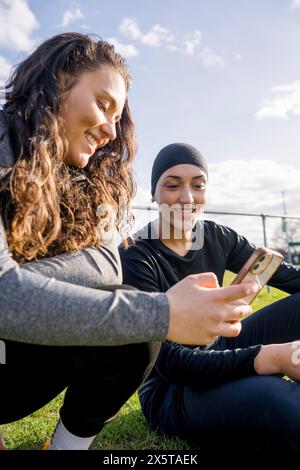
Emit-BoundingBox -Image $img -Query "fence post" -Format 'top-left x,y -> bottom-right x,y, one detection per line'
261,214 -> 271,295
261,214 -> 268,247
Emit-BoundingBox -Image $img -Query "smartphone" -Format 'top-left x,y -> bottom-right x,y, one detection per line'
231,247 -> 283,304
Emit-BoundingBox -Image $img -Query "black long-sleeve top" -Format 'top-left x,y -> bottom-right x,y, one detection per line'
119,220 -> 300,423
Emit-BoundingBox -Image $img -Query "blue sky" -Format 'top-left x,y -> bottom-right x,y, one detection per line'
1,0 -> 300,243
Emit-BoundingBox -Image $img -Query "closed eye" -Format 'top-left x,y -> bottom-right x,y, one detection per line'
97,100 -> 109,112
97,100 -> 121,125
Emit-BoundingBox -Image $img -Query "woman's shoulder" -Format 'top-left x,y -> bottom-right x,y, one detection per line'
202,219 -> 245,254
203,219 -> 236,236
119,223 -> 159,258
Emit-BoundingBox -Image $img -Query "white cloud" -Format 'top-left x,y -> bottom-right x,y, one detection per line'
119,18 -> 141,40
0,55 -> 12,83
256,80 -> 300,120
208,159 -> 300,212
62,7 -> 84,27
166,44 -> 180,52
107,37 -> 138,58
207,159 -> 300,244
200,47 -> 225,68
142,24 -> 175,47
119,18 -> 223,66
119,18 -> 175,48
0,0 -> 38,52
182,30 -> 202,56
290,0 -> 300,9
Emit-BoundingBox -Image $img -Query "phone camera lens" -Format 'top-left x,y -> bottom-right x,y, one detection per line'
253,263 -> 260,271
259,255 -> 265,262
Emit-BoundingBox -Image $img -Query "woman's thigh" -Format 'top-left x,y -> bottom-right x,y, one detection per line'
178,375 -> 300,450
0,339 -> 158,425
0,340 -> 113,423
0,340 -> 75,423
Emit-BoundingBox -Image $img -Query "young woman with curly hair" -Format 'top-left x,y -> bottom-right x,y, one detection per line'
0,33 -> 256,450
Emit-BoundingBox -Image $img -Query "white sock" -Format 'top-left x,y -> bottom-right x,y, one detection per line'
48,418 -> 97,450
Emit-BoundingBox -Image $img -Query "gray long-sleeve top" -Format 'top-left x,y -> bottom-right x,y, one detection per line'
0,110 -> 169,346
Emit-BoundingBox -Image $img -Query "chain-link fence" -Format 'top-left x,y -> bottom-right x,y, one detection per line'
132,205 -> 300,263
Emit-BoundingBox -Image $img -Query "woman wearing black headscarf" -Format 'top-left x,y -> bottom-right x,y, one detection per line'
119,142 -> 300,450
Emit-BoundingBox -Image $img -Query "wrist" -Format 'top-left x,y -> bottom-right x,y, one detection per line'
254,344 -> 282,375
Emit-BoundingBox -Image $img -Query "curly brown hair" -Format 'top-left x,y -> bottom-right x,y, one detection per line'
1,32 -> 136,263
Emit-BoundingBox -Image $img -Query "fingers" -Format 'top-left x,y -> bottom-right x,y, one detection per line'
190,272 -> 258,301
215,304 -> 252,332
225,303 -> 253,320
203,318 -> 243,342
218,321 -> 242,337
212,282 -> 258,302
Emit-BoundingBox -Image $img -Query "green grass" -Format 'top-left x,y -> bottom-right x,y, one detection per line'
0,271 -> 288,450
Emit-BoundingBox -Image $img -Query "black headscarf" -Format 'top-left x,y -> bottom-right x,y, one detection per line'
151,142 -> 208,198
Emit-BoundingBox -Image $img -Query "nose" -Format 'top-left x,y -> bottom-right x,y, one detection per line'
101,121 -> 117,141
179,185 -> 194,204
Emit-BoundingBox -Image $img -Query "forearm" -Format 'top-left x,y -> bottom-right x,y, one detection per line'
0,264 -> 169,346
268,262 -> 300,294
155,341 -> 262,388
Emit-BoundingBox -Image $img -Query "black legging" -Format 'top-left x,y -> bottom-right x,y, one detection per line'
0,285 -> 160,437
151,293 -> 300,450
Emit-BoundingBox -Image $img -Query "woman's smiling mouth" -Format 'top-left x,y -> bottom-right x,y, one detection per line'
84,132 -> 98,153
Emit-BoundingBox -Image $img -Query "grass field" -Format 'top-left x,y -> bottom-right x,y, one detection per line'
0,272 -> 289,450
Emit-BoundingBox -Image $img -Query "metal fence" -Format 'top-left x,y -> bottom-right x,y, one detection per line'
132,205 -> 300,264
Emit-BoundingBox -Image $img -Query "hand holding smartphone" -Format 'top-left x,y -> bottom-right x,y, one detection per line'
231,247 -> 283,304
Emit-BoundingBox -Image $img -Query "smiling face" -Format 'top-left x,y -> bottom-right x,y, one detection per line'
154,164 -> 207,236
60,66 -> 126,168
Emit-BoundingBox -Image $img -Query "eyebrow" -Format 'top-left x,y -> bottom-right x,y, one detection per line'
163,174 -> 206,181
